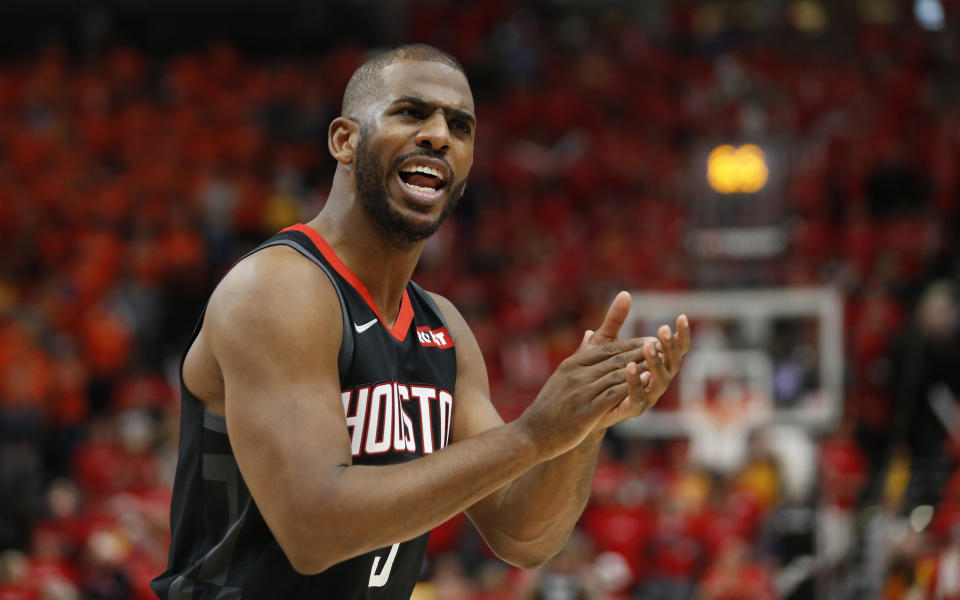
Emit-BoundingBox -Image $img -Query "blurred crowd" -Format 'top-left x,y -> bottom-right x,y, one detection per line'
1,2 -> 959,599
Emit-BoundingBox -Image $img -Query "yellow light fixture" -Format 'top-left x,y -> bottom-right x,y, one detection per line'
707,144 -> 769,194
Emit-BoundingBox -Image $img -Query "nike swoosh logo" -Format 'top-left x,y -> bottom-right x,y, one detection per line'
354,319 -> 378,333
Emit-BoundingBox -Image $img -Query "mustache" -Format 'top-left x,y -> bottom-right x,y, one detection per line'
389,150 -> 455,183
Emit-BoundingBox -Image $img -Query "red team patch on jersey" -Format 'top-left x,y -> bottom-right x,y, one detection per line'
416,326 -> 453,349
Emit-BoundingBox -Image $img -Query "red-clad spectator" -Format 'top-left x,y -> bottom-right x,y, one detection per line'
0,550 -> 40,600
820,425 -> 869,511
426,513 -> 468,558
643,492 -> 707,598
78,307 -> 131,381
26,528 -> 78,588
110,375 -> 175,414
580,454 -> 658,586
698,538 -> 776,600
70,415 -> 159,500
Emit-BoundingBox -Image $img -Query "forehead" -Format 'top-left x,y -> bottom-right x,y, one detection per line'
379,60 -> 475,114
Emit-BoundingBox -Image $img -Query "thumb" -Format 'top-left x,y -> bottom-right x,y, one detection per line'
589,291 -> 632,345
579,330 -> 594,350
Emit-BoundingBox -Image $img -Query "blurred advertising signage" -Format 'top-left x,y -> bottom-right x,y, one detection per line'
687,226 -> 786,259
689,140 -> 786,278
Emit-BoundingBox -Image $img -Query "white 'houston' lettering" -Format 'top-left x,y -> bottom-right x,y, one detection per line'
365,383 -> 393,454
439,390 -> 453,450
396,384 -> 416,452
342,388 -> 368,457
392,382 -> 404,451
410,386 -> 437,454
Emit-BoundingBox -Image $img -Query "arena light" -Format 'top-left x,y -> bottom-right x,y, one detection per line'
706,144 -> 769,194
915,0 -> 945,30
788,0 -> 828,34
858,0 -> 898,24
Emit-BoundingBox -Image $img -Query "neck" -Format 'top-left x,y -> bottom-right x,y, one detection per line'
307,166 -> 424,327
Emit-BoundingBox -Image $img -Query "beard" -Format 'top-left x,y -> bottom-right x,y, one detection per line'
354,129 -> 466,247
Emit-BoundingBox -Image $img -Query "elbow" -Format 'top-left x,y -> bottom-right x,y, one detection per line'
479,521 -> 573,570
282,539 -> 343,575
490,539 -> 564,571
289,554 -> 345,576
287,554 -> 327,576
507,553 -> 553,571
272,491 -> 380,574
498,519 -> 579,570
273,517 -> 344,575
277,534 -> 335,575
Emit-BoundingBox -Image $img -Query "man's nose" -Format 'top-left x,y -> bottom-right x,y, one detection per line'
415,112 -> 450,152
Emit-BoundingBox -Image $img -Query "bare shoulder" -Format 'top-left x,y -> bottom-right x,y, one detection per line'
206,245 -> 343,364
427,292 -> 471,342
426,292 -> 501,442
427,291 -> 488,384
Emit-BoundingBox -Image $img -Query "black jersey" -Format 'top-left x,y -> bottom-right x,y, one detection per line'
151,224 -> 458,599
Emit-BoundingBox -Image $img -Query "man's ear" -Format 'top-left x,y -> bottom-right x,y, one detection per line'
329,117 -> 359,165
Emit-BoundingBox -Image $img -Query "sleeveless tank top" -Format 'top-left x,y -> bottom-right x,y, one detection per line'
151,224 -> 458,598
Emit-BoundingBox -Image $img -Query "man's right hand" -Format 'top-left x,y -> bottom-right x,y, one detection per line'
516,334 -> 653,459
585,292 -> 691,429
516,291 -> 691,458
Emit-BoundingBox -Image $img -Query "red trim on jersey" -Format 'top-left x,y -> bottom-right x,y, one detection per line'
282,223 -> 414,342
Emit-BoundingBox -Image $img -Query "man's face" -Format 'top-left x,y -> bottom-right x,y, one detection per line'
353,60 -> 475,246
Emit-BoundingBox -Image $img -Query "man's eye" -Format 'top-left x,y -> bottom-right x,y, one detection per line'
451,120 -> 472,134
398,107 -> 424,119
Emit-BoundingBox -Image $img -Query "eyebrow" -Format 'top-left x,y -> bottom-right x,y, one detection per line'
390,95 -> 476,128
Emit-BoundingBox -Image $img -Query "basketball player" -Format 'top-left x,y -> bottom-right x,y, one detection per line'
152,44 -> 691,598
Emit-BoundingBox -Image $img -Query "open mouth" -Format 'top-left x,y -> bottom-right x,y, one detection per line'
396,161 -> 449,200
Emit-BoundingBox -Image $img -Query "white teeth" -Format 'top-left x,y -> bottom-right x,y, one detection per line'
402,181 -> 440,194
400,165 -> 444,180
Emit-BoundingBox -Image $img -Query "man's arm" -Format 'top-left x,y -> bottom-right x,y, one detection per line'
435,292 -> 690,569
205,247 -> 651,575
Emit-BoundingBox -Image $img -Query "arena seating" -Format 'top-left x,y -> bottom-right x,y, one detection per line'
0,5 -> 957,598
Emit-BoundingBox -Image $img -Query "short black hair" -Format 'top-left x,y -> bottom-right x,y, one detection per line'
341,44 -> 467,117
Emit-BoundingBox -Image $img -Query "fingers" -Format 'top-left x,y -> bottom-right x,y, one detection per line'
596,361 -> 650,428
582,339 -> 658,373
581,314 -> 691,431
591,381 -> 630,411
575,336 -> 654,366
589,291 -> 631,345
587,357 -> 651,394
639,370 -> 652,389
658,324 -> 682,376
582,310 -> 689,367
579,329 -> 594,351
643,339 -> 671,398
676,314 -> 692,355
627,360 -> 646,408
586,338 -> 661,401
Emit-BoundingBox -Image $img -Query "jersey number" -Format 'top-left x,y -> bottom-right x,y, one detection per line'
368,543 -> 399,587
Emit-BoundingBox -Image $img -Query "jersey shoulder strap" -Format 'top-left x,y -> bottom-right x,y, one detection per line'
239,231 -> 355,378
408,280 -> 451,331
177,230 -> 354,382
